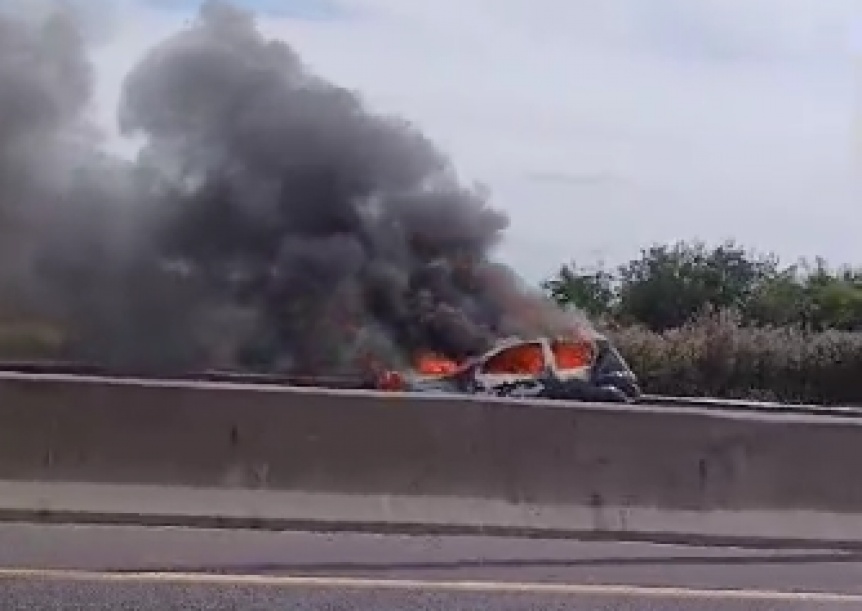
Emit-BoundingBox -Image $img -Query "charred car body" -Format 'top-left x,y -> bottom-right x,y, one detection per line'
379,335 -> 641,403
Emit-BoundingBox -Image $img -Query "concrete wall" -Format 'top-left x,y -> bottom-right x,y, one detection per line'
2,373 -> 862,513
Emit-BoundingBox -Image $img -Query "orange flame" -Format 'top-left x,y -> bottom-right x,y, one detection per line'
482,342 -> 546,375
551,339 -> 594,370
414,352 -> 462,376
376,369 -> 407,391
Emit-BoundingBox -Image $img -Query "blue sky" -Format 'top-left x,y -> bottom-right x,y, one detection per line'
76,0 -> 862,279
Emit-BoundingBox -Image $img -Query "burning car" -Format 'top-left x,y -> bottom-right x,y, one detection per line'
377,335 -> 641,403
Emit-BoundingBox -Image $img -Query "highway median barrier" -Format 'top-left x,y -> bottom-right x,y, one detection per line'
2,372 -> 862,547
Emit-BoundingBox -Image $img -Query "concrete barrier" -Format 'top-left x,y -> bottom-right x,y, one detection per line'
2,372 -> 862,518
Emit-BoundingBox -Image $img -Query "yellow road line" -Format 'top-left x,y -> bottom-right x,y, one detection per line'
0,568 -> 860,603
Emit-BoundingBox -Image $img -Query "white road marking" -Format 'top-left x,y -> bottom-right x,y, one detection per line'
0,568 -> 860,602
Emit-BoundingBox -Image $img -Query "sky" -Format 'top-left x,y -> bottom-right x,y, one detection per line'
31,0 -> 862,280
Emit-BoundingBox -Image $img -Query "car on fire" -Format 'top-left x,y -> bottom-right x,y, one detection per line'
378,335 -> 641,403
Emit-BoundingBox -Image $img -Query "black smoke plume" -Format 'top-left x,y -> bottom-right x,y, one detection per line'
0,1 -> 589,374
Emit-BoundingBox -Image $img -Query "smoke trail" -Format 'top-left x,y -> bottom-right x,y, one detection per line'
0,1 -> 590,374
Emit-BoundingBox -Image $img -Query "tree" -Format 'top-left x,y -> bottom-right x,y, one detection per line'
803,259 -> 862,331
542,262 -> 615,318
614,241 -> 776,331
544,241 -> 862,332
742,265 -> 810,327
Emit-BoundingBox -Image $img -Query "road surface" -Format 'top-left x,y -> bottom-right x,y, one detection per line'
1,523 -> 861,609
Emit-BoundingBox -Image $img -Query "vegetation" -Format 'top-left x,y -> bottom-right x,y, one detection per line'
543,240 -> 862,404
3,238 -> 860,404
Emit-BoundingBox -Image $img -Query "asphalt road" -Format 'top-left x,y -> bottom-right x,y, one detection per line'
2,523 -> 862,609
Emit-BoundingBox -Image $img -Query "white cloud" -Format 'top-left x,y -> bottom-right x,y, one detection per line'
86,0 -> 862,280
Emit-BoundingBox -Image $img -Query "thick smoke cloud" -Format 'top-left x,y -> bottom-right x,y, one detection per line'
0,1 -> 589,374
